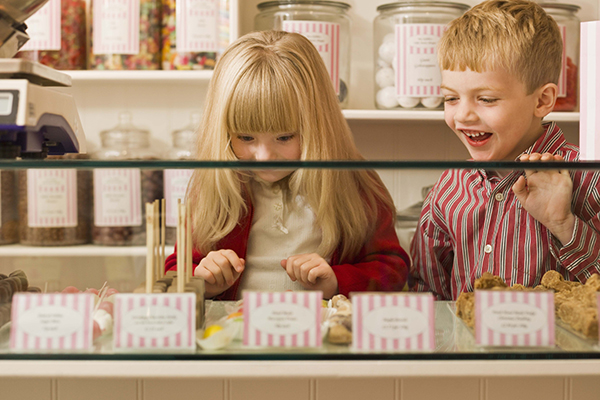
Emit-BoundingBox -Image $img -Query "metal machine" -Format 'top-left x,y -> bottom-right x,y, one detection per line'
0,0 -> 85,158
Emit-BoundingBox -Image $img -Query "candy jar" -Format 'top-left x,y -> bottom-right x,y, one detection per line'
89,0 -> 161,70
18,154 -> 92,246
161,0 -> 231,70
164,113 -> 199,244
540,3 -> 580,112
16,0 -> 87,69
0,169 -> 18,245
373,2 -> 470,110
92,112 -> 163,246
255,1 -> 352,108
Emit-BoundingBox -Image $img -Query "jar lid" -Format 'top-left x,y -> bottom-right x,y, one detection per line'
257,1 -> 351,11
377,1 -> 470,12
538,3 -> 581,12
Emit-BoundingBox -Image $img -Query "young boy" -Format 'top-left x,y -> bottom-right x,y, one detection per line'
410,0 -> 600,300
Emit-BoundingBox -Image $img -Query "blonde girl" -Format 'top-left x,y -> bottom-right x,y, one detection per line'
165,30 -> 409,299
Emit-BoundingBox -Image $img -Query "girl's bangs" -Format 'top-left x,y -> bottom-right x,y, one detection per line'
226,65 -> 300,135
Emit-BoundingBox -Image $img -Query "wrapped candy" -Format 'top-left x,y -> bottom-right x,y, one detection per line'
90,0 -> 161,70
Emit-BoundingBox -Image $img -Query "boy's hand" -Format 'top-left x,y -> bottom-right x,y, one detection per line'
194,249 -> 245,298
281,253 -> 338,299
512,152 -> 575,245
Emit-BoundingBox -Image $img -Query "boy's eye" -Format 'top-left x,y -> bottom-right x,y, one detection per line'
444,97 -> 458,104
480,98 -> 498,104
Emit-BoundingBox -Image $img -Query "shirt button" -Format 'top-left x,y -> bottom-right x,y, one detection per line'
495,193 -> 504,201
484,244 -> 493,254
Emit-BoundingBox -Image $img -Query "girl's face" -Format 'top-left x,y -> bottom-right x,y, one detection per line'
230,132 -> 302,183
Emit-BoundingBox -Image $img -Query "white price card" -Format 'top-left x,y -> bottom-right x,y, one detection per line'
10,293 -> 94,352
475,290 -> 555,347
580,21 -> 600,160
352,293 -> 435,352
113,293 -> 196,352
93,169 -> 142,227
243,291 -> 322,348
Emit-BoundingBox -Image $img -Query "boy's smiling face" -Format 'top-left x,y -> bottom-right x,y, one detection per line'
441,68 -> 546,162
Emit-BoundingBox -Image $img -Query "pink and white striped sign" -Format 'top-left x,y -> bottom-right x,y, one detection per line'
21,0 -> 61,51
176,0 -> 219,52
282,20 -> 340,94
243,291 -> 322,348
352,293 -> 435,352
27,169 -> 77,228
93,0 -> 140,55
164,169 -> 193,227
113,293 -> 196,352
580,21 -> 600,160
395,24 -> 446,97
93,169 -> 142,227
557,25 -> 567,97
475,290 -> 554,347
10,293 -> 93,352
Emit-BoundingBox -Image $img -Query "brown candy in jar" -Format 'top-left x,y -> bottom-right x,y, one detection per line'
18,154 -> 91,246
0,170 -> 18,245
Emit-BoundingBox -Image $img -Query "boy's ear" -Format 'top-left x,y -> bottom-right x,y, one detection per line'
534,83 -> 558,118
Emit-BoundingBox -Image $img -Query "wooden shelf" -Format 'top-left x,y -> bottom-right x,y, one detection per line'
0,245 -> 174,257
64,70 -> 214,83
342,109 -> 580,122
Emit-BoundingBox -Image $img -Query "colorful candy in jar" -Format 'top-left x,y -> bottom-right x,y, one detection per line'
553,57 -> 578,111
89,0 -> 161,70
17,0 -> 87,70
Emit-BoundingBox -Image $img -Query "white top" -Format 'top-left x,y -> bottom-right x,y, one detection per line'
237,178 -> 323,297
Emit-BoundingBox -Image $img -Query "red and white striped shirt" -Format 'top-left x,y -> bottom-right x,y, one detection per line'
410,122 -> 600,300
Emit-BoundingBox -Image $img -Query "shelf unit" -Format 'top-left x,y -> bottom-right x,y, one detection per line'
0,245 -> 174,257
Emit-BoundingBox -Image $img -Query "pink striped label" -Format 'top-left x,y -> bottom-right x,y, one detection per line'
243,291 -> 322,348
579,22 -> 600,161
112,293 -> 196,351
475,290 -> 554,347
93,169 -> 142,227
352,293 -> 435,352
282,21 -> 341,94
556,25 -> 568,97
93,0 -> 140,55
164,169 -> 193,227
395,24 -> 446,97
176,0 -> 219,52
10,293 -> 94,352
27,169 -> 77,228
20,0 -> 61,51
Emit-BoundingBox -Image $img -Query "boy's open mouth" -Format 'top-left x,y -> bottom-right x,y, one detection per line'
461,129 -> 492,145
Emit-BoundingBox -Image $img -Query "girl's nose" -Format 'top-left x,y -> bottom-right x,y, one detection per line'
255,143 -> 275,160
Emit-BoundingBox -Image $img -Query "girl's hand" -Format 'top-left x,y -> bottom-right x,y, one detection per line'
281,253 -> 338,299
512,152 -> 575,245
194,249 -> 245,298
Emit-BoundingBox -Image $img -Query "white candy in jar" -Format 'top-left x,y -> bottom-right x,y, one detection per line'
397,96 -> 420,109
421,97 -> 444,109
383,33 -> 395,44
378,41 -> 395,64
376,86 -> 399,109
375,67 -> 395,89
377,58 -> 391,69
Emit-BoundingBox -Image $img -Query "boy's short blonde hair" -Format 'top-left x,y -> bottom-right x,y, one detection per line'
438,0 -> 562,94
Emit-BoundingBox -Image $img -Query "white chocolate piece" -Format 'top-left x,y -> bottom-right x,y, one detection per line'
378,41 -> 395,64
421,96 -> 443,109
93,309 -> 113,334
375,67 -> 395,88
376,87 -> 399,109
397,96 -> 420,108
377,58 -> 391,69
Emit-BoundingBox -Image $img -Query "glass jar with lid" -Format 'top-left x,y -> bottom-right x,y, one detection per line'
374,2 -> 470,110
255,1 -> 352,108
0,169 -> 18,245
18,154 -> 91,246
164,113 -> 199,245
539,3 -> 580,112
92,112 -> 163,246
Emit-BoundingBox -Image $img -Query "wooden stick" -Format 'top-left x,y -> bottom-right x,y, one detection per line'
160,198 -> 166,278
154,200 -> 160,282
186,201 -> 192,283
145,203 -> 154,294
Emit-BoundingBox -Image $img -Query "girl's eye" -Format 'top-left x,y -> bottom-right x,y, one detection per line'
277,134 -> 295,142
237,135 -> 254,142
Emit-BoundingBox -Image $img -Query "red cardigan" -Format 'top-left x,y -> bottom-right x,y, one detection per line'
165,199 -> 409,299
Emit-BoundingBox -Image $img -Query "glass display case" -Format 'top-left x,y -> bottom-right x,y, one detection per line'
0,159 -> 599,400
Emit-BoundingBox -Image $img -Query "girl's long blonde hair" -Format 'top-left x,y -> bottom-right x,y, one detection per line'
188,30 -> 395,262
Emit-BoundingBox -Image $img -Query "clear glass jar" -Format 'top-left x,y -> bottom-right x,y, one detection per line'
255,1 -> 352,108
92,112 -> 163,246
90,0 -> 161,70
164,113 -> 199,244
0,170 -> 18,245
540,3 -> 580,112
18,154 -> 91,246
374,2 -> 470,110
16,0 -> 87,70
161,0 -> 230,70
